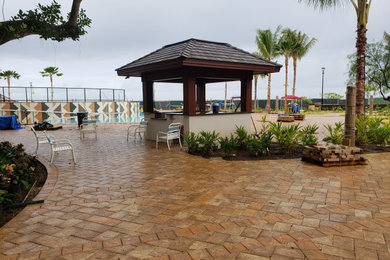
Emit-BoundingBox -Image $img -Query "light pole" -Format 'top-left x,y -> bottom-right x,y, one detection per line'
321,67 -> 325,110
30,82 -> 33,101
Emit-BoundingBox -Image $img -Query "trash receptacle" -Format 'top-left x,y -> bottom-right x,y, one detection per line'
212,103 -> 220,114
77,112 -> 88,127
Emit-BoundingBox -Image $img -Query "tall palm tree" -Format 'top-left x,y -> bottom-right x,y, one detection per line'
40,67 -> 63,102
291,31 -> 317,96
278,28 -> 296,114
0,70 -> 20,102
252,73 -> 266,110
255,25 -> 282,112
299,0 -> 373,116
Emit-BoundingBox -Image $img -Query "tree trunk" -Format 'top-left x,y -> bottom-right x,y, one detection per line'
7,77 -> 10,102
265,73 -> 271,113
293,57 -> 297,96
284,54 -> 289,114
355,23 -> 367,117
50,74 -> 53,102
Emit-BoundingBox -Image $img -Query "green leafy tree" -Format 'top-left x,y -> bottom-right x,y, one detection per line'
40,67 -> 63,102
0,70 -> 20,101
278,28 -> 296,114
291,31 -> 317,96
299,0 -> 373,116
0,0 -> 91,45
255,25 -> 281,112
324,92 -> 343,99
347,32 -> 390,101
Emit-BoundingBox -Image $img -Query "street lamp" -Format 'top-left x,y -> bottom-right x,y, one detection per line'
30,82 -> 33,102
321,67 -> 325,110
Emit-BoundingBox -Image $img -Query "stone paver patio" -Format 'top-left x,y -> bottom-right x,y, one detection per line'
1,120 -> 390,259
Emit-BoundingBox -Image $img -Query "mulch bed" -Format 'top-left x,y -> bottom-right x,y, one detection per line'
0,160 -> 47,228
357,143 -> 390,154
195,143 -> 389,161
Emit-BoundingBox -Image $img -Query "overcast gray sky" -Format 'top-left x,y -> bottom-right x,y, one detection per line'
1,0 -> 389,101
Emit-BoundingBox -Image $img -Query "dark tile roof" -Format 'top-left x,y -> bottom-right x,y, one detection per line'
116,39 -> 281,72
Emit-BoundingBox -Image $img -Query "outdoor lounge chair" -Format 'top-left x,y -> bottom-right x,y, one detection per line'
31,126 -> 49,155
156,122 -> 182,150
79,116 -> 97,139
127,118 -> 148,141
44,131 -> 76,165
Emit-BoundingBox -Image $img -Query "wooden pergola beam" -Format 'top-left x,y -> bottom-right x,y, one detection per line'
196,79 -> 206,114
142,77 -> 154,113
240,73 -> 252,113
183,75 -> 196,115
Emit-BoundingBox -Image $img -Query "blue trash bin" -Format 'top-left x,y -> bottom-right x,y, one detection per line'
212,103 -> 220,114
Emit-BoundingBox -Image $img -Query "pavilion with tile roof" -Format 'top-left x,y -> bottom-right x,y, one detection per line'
116,39 -> 282,139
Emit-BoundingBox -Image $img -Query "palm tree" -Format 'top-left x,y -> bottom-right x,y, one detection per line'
291,31 -> 317,96
299,0 -> 372,116
0,70 -> 20,102
278,28 -> 296,114
255,25 -> 282,112
252,73 -> 266,110
40,67 -> 63,102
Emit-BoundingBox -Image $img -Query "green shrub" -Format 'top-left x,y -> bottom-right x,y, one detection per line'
325,122 -> 344,144
373,126 -> 390,146
355,116 -> 384,145
249,130 -> 273,156
234,126 -> 251,150
183,132 -> 199,154
300,124 -> 319,145
269,122 -> 301,154
0,142 -> 37,206
198,131 -> 219,157
356,116 -> 371,145
219,134 -> 238,158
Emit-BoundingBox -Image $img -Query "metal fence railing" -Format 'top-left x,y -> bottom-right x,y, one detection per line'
0,86 -> 126,102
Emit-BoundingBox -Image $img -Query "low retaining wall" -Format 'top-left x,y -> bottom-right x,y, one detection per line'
0,101 -> 140,124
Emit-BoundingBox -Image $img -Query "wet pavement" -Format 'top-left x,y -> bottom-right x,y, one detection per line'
0,119 -> 389,259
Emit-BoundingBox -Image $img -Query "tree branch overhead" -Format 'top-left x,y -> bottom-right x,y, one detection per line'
0,0 -> 91,45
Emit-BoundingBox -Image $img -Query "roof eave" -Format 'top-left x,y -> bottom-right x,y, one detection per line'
182,59 -> 282,74
116,58 -> 184,77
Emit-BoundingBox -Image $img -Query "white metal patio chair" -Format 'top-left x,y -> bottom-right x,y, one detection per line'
127,118 -> 148,141
31,126 -> 49,155
156,122 -> 182,150
44,131 -> 76,165
80,116 -> 97,139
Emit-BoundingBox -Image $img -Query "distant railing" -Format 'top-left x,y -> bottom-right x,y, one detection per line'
0,109 -> 141,124
0,86 -> 126,102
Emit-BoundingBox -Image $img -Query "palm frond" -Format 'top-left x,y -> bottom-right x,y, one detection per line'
298,0 -> 345,9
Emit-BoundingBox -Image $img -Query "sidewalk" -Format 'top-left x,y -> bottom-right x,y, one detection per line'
0,124 -> 389,259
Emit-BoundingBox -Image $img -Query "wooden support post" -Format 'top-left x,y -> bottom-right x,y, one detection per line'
183,75 -> 196,115
369,95 -> 374,115
275,96 -> 279,113
344,85 -> 356,146
240,73 -> 252,113
196,79 -> 206,114
224,82 -> 227,111
142,78 -> 154,113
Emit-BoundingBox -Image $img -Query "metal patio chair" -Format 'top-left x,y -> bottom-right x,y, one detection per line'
156,122 -> 182,150
127,118 -> 148,141
79,116 -> 97,140
31,126 -> 49,155
44,131 -> 76,165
